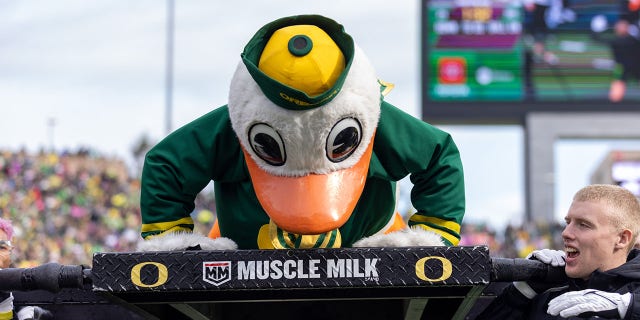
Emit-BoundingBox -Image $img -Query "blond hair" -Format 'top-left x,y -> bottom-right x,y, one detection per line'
573,184 -> 640,250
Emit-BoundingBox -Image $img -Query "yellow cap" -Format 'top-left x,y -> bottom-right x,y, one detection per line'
258,25 -> 345,97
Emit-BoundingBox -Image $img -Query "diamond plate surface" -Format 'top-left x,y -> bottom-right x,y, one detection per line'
92,246 -> 490,292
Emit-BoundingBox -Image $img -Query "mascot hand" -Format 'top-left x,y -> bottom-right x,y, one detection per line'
136,232 -> 238,251
352,226 -> 444,247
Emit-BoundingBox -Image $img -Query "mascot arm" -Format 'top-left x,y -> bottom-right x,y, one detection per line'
139,106 -> 241,251
369,103 -> 465,246
407,132 -> 465,246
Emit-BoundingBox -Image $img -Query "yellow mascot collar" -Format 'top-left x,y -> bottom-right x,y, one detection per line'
257,220 -> 342,249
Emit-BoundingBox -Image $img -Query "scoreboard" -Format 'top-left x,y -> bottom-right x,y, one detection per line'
421,0 -> 640,124
426,0 -> 524,101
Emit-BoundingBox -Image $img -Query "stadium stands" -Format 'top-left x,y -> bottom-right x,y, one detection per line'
0,149 -> 562,266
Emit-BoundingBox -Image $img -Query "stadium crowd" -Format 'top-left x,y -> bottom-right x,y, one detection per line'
459,221 -> 564,258
0,149 -> 562,266
0,148 -> 215,267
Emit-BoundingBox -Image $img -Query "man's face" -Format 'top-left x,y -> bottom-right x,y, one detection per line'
0,229 -> 11,269
562,200 -> 625,279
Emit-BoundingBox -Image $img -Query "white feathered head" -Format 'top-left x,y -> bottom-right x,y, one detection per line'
228,15 -> 385,235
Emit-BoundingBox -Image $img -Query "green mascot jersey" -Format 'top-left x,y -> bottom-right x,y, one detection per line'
140,101 -> 465,248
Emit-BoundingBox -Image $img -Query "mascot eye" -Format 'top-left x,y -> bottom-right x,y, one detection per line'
326,118 -> 362,163
248,123 -> 286,166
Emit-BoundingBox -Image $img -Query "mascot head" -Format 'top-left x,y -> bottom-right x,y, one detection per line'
228,15 -> 384,235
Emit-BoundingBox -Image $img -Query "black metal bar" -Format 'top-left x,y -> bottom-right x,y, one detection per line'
0,263 -> 89,292
490,257 -> 566,282
0,253 -> 565,293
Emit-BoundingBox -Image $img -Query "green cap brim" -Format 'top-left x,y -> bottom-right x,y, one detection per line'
241,15 -> 354,111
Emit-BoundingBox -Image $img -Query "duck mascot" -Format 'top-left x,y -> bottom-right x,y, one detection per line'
137,14 -> 465,251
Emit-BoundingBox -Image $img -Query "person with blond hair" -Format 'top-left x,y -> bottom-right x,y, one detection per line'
477,184 -> 640,319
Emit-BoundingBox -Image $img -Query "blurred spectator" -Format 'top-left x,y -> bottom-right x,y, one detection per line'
460,220 -> 565,258
523,0 -> 574,65
0,149 -> 215,266
591,18 -> 640,102
1,218 -> 53,320
0,218 -> 14,320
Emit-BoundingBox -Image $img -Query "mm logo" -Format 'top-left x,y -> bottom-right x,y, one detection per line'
203,261 -> 231,286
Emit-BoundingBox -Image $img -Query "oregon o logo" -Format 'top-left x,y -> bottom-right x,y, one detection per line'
415,256 -> 453,282
131,262 -> 169,288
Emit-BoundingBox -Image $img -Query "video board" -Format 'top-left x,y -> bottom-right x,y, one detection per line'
421,0 -> 640,123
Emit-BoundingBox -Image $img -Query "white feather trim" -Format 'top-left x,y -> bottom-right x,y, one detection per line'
136,232 -> 238,251
351,226 -> 445,247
